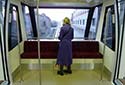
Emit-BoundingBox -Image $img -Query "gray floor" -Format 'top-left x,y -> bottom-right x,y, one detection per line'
13,64 -> 113,85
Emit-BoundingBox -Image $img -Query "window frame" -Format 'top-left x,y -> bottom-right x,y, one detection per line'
21,3 -> 102,40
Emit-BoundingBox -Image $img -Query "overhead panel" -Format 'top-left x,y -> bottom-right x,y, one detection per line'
20,0 -> 104,7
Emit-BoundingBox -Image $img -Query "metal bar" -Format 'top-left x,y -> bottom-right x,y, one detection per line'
16,9 -> 24,84
36,0 -> 42,85
100,8 -> 111,80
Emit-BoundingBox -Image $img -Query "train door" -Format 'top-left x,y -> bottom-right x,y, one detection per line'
7,4 -> 22,84
7,3 -> 41,85
113,0 -> 125,84
0,0 -> 10,84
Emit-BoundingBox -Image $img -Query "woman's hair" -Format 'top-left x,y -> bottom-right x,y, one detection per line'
63,17 -> 70,25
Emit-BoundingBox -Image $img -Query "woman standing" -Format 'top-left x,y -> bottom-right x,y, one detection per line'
56,17 -> 74,76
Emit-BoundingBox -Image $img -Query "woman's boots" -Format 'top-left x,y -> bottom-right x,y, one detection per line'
57,65 -> 64,76
57,65 -> 72,76
64,65 -> 72,74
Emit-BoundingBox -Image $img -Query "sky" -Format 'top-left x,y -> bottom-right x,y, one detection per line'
25,7 -> 76,22
25,7 -> 86,22
37,9 -> 75,21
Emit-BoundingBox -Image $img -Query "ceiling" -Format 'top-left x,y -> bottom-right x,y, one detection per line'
20,0 -> 106,7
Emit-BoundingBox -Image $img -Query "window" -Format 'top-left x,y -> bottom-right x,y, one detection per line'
101,5 -> 115,51
0,0 -> 6,42
0,1 -> 3,24
22,5 -> 34,39
119,0 -> 125,27
0,0 -> 6,25
8,5 -> 22,51
89,6 -> 102,40
83,19 -> 85,25
92,18 -> 95,26
34,8 -> 89,39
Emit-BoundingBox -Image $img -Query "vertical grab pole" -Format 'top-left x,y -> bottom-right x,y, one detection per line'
100,8 -> 112,80
36,0 -> 42,85
100,9 -> 108,81
100,20 -> 107,81
16,11 -> 23,84
100,36 -> 106,80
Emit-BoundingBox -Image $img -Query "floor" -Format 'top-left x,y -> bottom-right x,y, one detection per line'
119,79 -> 125,85
13,64 -> 113,85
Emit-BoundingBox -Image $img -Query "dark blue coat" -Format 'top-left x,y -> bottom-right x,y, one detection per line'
57,24 -> 74,66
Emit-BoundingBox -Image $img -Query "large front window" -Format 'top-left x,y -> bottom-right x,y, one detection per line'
34,8 -> 90,39
21,5 -> 102,40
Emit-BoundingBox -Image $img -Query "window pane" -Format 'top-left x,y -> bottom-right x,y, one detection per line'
8,5 -> 22,50
0,0 -> 6,44
72,9 -> 89,38
0,1 -> 3,24
89,6 -> 102,40
0,0 -> 6,25
22,5 -> 33,39
119,0 -> 125,27
101,6 -> 115,51
34,8 -> 89,39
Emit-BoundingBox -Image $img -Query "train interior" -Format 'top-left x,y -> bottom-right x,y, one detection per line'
0,0 -> 125,85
